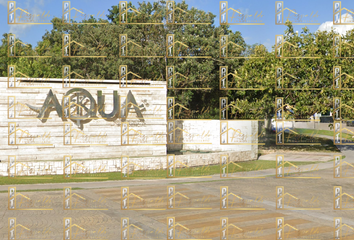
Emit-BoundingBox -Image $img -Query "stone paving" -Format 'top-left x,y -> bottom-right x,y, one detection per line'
1,165 -> 354,240
1,137 -> 353,240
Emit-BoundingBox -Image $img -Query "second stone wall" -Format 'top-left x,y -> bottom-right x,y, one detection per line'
167,120 -> 258,160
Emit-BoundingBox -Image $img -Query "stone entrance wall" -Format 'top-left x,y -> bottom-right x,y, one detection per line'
1,77 -> 258,176
1,78 -> 167,162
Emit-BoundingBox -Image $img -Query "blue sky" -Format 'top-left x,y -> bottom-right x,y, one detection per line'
1,0 -> 354,51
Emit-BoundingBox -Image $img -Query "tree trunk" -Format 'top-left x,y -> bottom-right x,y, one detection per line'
265,114 -> 272,133
264,114 -> 273,146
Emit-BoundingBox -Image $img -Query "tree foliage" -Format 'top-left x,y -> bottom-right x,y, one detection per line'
1,3 -> 350,122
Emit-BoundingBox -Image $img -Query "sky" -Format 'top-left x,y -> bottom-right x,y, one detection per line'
1,0 -> 354,52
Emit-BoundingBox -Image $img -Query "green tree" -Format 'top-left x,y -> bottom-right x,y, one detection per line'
226,20 -> 347,133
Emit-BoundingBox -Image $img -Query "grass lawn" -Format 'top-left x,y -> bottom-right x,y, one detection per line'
0,160 -> 326,185
259,131 -> 340,153
296,128 -> 354,141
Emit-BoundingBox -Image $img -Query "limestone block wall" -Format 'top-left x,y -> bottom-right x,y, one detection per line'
1,77 -> 167,162
1,77 -> 258,177
0,151 -> 256,177
167,120 -> 258,159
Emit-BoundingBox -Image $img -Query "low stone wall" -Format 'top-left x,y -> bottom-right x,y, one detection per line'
167,120 -> 259,154
1,151 -> 255,177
